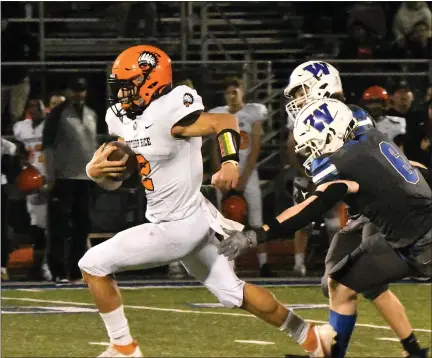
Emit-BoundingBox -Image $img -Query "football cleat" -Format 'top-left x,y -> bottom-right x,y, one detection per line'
310,324 -> 337,357
98,341 -> 143,357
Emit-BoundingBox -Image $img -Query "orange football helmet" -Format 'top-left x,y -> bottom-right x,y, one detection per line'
108,45 -> 173,119
222,192 -> 248,224
16,165 -> 44,194
362,85 -> 389,102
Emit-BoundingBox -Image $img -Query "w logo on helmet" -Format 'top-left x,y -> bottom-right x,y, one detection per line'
303,62 -> 330,79
303,103 -> 334,132
138,51 -> 159,73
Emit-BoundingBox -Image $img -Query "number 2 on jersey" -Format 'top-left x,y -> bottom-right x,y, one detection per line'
379,141 -> 419,184
136,154 -> 154,191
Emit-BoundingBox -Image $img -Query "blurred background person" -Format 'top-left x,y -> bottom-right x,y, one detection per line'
361,85 -> 406,150
13,99 -> 52,281
42,77 -> 97,283
393,1 -> 431,48
209,77 -> 275,277
1,137 -> 18,280
1,3 -> 38,134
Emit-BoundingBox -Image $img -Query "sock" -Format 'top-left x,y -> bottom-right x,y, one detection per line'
100,305 -> 133,346
329,309 -> 357,358
280,310 -> 317,352
295,253 -> 304,267
401,333 -> 422,355
257,252 -> 267,268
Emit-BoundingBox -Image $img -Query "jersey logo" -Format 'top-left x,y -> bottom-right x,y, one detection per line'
379,141 -> 419,184
303,103 -> 334,132
183,93 -> 194,107
303,62 -> 330,79
138,51 -> 159,73
145,124 -> 154,129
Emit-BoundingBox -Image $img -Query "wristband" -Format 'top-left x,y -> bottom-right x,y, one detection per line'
217,129 -> 240,163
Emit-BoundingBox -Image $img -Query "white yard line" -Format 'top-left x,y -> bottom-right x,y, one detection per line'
235,340 -> 275,345
88,342 -> 111,346
375,338 -> 400,342
3,296 -> 431,333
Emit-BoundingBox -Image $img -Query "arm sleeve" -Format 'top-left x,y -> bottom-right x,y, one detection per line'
258,182 -> 349,243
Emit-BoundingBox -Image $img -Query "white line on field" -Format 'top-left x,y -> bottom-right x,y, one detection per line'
375,338 -> 400,342
2,296 -> 431,333
88,342 -> 111,346
235,340 -> 274,345
16,289 -> 42,292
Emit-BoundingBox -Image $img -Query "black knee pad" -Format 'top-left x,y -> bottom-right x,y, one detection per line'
362,284 -> 389,301
30,225 -> 46,250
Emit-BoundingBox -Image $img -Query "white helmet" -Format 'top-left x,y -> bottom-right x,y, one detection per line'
293,98 -> 358,172
285,61 -> 343,123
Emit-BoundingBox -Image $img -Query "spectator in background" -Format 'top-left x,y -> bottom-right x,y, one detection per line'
347,2 -> 387,39
1,3 -> 38,134
1,137 -> 18,280
393,2 -> 431,47
361,85 -> 406,149
42,78 -> 98,283
209,77 -> 275,277
404,84 -> 432,167
13,99 -> 52,281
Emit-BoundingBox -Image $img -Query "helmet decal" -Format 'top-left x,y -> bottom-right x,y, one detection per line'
138,51 -> 160,73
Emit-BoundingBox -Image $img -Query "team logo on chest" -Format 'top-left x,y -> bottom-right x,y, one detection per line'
183,93 -> 194,107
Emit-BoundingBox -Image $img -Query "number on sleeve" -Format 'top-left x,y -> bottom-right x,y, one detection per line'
136,154 -> 154,191
379,141 -> 419,184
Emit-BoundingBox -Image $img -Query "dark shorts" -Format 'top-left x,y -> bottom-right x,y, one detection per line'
328,226 -> 431,294
321,216 -> 389,300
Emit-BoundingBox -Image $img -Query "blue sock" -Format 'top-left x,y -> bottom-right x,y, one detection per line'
329,310 -> 357,358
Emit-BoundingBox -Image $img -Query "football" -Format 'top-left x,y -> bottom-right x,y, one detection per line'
105,141 -> 138,181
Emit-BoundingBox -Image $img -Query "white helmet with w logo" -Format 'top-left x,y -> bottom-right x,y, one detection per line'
285,61 -> 343,123
293,98 -> 357,171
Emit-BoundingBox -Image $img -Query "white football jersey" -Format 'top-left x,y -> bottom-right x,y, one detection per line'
375,115 -> 406,142
208,103 -> 267,169
13,119 -> 46,176
105,85 -> 205,223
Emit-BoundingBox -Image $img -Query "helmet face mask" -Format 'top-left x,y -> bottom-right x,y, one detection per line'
293,99 -> 358,172
285,61 -> 343,124
108,45 -> 173,120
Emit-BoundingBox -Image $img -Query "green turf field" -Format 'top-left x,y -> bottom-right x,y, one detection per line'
1,284 -> 431,357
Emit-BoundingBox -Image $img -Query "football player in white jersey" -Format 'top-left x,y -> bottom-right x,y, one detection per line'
81,45 -> 332,358
209,77 -> 274,277
12,99 -> 52,281
361,85 -> 406,149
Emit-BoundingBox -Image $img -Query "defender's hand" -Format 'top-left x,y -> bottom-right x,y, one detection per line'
211,162 -> 239,192
87,143 -> 126,179
217,229 -> 258,261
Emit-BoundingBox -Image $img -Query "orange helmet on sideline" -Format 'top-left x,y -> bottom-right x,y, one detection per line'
362,85 -> 389,102
108,45 -> 173,119
222,192 -> 248,224
16,165 -> 44,194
